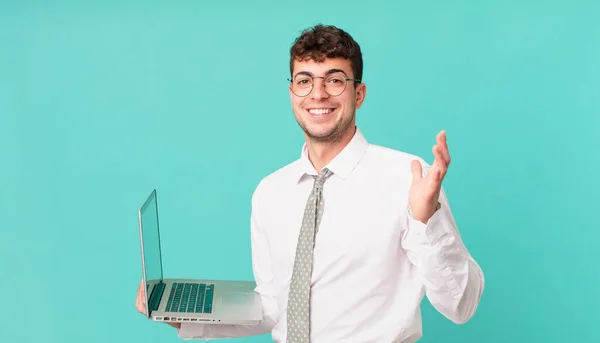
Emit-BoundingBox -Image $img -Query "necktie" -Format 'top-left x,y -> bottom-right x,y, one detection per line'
287,168 -> 333,343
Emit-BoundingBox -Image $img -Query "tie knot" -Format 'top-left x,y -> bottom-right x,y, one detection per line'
313,168 -> 333,189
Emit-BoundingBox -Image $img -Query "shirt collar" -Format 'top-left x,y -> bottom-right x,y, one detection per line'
296,126 -> 369,182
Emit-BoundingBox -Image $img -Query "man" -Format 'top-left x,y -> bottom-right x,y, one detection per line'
136,24 -> 484,342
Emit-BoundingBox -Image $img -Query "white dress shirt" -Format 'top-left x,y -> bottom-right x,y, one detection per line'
177,127 -> 484,342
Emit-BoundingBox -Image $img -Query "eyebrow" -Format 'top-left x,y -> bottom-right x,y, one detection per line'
294,68 -> 348,78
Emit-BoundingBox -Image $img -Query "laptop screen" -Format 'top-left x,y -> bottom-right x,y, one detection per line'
139,190 -> 164,288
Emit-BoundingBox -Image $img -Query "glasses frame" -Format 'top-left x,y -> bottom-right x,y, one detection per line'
287,73 -> 362,97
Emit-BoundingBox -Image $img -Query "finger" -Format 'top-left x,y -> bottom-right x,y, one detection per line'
432,145 -> 448,174
435,165 -> 444,182
435,132 -> 449,165
137,289 -> 142,307
437,130 -> 451,165
429,149 -> 448,186
411,160 -> 423,181
136,281 -> 145,312
427,163 -> 443,184
436,130 -> 445,144
137,297 -> 145,313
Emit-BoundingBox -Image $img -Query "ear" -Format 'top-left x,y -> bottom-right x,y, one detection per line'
354,82 -> 367,109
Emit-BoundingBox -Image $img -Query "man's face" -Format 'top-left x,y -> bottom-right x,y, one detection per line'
289,57 -> 366,143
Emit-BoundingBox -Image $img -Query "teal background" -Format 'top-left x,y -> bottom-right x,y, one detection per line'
1,1 -> 599,342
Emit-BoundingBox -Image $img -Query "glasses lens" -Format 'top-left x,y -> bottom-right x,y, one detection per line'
292,75 -> 313,97
324,73 -> 347,96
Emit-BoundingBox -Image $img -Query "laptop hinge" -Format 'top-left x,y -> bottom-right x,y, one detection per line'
148,281 -> 166,313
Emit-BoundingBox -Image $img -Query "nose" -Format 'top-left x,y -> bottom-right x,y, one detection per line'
310,77 -> 329,100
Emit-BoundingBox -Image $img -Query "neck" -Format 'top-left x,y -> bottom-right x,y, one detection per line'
305,126 -> 356,174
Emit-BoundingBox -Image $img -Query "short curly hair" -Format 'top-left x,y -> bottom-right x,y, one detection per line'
289,24 -> 363,82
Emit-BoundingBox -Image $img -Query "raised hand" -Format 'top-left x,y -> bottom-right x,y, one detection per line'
409,130 -> 450,223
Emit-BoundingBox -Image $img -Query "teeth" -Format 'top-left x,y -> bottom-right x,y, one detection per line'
309,109 -> 331,115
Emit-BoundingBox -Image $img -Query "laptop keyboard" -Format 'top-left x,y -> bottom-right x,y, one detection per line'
166,283 -> 214,313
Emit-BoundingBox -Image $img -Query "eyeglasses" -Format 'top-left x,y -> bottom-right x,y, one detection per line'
288,72 -> 361,97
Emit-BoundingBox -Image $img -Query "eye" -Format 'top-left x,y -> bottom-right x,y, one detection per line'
296,78 -> 311,85
326,76 -> 345,86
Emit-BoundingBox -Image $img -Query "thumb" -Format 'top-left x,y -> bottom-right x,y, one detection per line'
411,160 -> 423,181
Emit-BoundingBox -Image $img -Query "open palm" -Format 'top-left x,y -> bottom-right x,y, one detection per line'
409,130 -> 451,223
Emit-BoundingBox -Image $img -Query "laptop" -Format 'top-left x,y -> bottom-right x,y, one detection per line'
137,189 -> 263,325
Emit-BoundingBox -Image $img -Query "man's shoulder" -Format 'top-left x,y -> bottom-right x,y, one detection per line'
251,158 -> 302,201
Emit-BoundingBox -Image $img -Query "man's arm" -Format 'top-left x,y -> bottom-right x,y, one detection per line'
401,186 -> 485,324
175,186 -> 279,339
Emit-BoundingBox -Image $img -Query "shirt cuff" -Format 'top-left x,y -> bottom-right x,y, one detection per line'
406,203 -> 449,244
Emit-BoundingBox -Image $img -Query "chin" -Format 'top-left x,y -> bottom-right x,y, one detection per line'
296,111 -> 354,142
305,126 -> 344,142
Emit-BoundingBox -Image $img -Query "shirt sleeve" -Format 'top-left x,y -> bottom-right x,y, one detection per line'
400,185 -> 485,324
176,184 -> 279,339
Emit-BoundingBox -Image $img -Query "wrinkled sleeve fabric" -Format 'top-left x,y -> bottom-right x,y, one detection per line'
401,174 -> 485,324
177,184 -> 278,340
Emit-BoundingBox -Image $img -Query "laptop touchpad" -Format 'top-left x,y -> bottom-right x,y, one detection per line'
222,293 -> 254,304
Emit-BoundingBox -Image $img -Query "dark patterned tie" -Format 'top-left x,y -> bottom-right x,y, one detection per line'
286,168 -> 333,343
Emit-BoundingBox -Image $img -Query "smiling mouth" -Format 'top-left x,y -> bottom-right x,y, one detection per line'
307,108 -> 335,116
